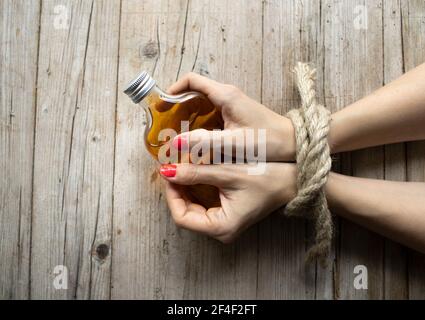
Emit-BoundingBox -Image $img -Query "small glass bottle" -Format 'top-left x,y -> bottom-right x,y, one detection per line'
124,71 -> 223,208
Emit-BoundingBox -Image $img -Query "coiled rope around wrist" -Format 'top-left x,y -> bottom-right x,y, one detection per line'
285,62 -> 333,265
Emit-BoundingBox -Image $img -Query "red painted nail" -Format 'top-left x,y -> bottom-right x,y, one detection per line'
172,135 -> 188,151
160,164 -> 177,177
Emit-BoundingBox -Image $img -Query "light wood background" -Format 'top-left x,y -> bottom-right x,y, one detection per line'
1,0 -> 424,299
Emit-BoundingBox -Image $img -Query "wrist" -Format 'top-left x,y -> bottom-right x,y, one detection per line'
280,163 -> 298,204
268,115 -> 296,161
324,172 -> 346,212
327,112 -> 343,155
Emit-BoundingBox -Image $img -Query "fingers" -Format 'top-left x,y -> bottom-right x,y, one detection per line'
160,163 -> 239,187
165,182 -> 234,240
167,72 -> 220,96
172,128 -> 247,160
165,182 -> 214,234
168,72 -> 245,113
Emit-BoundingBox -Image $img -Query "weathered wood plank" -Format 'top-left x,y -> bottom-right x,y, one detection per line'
112,0 -> 192,299
112,0 -> 262,299
316,0 -> 340,300
322,0 -> 385,299
382,0 -> 408,300
0,0 -> 40,300
258,0 -> 333,300
31,0 -> 120,299
177,0 -> 262,299
401,0 -> 425,300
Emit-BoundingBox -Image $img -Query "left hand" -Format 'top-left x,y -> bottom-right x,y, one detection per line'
159,162 -> 297,243
167,72 -> 296,161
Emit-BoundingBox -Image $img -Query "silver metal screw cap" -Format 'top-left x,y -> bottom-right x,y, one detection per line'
123,71 -> 156,104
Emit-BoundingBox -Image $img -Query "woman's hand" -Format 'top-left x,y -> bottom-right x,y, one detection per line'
159,163 -> 297,242
168,72 -> 296,161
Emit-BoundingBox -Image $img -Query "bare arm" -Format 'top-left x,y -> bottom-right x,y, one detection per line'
328,62 -> 425,153
326,172 -> 425,254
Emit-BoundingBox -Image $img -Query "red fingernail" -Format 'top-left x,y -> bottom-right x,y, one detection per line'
160,164 -> 177,177
172,136 -> 188,150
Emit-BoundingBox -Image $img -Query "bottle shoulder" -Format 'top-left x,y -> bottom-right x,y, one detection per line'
151,86 -> 204,104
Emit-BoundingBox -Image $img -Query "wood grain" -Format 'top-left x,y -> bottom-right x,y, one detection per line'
402,0 -> 425,300
322,0 -> 385,299
30,0 -> 120,299
112,0 -> 262,299
0,0 -> 40,300
258,0 -> 334,300
382,0 -> 408,300
176,0 -> 263,299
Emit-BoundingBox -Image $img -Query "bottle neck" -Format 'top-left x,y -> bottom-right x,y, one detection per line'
143,85 -> 163,109
146,85 -> 165,100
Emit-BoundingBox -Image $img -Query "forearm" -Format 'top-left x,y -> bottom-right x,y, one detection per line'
328,62 -> 425,153
326,172 -> 425,253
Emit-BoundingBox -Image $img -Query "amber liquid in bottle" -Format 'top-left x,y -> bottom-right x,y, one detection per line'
124,72 -> 223,208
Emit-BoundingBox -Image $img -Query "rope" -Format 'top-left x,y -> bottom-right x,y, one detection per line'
285,62 -> 333,265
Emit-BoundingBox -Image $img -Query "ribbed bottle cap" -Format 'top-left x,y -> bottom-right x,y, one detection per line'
123,71 -> 156,104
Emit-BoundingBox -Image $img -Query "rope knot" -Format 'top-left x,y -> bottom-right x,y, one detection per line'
285,62 -> 333,265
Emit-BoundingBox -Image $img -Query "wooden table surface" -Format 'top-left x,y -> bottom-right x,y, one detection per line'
1,0 -> 424,299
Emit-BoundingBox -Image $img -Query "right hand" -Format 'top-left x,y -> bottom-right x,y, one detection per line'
160,162 -> 298,243
167,72 -> 296,161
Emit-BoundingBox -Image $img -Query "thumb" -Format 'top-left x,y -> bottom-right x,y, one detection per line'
159,163 -> 237,187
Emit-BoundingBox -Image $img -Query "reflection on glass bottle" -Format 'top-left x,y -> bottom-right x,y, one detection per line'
124,71 -> 223,208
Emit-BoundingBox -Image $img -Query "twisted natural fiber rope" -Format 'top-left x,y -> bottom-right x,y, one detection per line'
285,62 -> 333,265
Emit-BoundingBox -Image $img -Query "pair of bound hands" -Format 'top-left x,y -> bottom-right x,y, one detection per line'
160,73 -> 299,243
